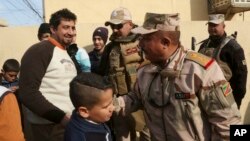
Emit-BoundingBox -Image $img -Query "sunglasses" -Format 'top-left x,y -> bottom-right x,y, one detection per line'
110,23 -> 124,30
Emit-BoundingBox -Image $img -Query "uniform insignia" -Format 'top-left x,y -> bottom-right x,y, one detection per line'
120,40 -> 142,64
175,93 -> 191,99
185,52 -> 214,69
222,82 -> 232,97
124,46 -> 138,56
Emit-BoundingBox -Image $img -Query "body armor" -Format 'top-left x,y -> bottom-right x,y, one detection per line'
109,40 -> 142,95
199,37 -> 233,81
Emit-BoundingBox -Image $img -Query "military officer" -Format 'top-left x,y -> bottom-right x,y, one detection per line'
116,12 -> 242,141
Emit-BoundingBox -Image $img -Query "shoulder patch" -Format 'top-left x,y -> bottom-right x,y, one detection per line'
185,52 -> 214,69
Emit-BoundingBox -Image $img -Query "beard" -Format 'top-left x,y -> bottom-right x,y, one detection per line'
209,35 -> 223,43
64,38 -> 73,45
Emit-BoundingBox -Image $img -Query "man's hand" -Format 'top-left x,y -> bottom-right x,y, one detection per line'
60,113 -> 71,127
113,95 -> 126,115
113,95 -> 121,113
10,86 -> 19,92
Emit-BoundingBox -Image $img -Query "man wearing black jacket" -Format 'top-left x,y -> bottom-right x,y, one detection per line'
199,14 -> 248,109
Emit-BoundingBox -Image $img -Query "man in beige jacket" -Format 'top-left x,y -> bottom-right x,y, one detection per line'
116,12 -> 241,141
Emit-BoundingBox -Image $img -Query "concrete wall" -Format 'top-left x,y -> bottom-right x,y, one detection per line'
1,0 -> 250,123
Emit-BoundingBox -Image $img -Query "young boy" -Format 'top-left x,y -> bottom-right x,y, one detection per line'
64,72 -> 114,141
0,59 -> 20,92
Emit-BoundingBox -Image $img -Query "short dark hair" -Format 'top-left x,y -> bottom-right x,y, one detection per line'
70,72 -> 113,109
2,59 -> 20,72
49,8 -> 77,29
37,23 -> 51,40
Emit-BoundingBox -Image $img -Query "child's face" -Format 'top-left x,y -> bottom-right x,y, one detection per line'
87,88 -> 114,123
2,71 -> 18,82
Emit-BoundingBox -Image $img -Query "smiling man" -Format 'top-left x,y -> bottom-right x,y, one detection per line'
88,27 -> 109,73
19,8 -> 77,141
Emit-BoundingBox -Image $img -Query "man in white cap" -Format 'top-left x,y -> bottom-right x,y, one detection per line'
97,7 -> 150,141
115,12 -> 241,141
198,14 -> 248,109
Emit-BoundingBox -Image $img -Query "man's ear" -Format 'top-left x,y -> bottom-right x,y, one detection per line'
50,27 -> 56,34
1,69 -> 5,74
78,106 -> 89,118
161,37 -> 171,48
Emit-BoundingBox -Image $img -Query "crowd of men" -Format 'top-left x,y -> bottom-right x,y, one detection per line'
0,6 -> 248,141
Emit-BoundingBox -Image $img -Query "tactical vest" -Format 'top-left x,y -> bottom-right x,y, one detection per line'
108,38 -> 144,95
199,36 -> 233,81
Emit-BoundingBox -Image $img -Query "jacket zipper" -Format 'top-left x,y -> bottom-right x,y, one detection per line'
183,101 -> 200,141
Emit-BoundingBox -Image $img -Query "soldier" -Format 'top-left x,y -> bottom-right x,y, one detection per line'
98,7 -> 150,141
115,12 -> 242,141
198,14 -> 248,109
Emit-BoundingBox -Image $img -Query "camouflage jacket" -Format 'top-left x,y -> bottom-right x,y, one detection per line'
117,46 -> 241,141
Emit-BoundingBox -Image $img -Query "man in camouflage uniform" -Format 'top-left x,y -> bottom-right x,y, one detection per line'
198,14 -> 248,109
116,12 -> 242,141
97,7 -> 150,141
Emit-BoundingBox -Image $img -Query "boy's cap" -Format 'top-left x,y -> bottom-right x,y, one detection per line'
92,27 -> 109,44
105,7 -> 132,26
132,13 -> 180,35
207,14 -> 225,24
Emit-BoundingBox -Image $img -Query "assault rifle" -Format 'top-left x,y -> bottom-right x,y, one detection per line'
191,31 -> 237,51
191,37 -> 196,51
231,31 -> 237,39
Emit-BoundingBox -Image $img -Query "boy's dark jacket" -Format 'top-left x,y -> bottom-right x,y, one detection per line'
64,110 -> 112,141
